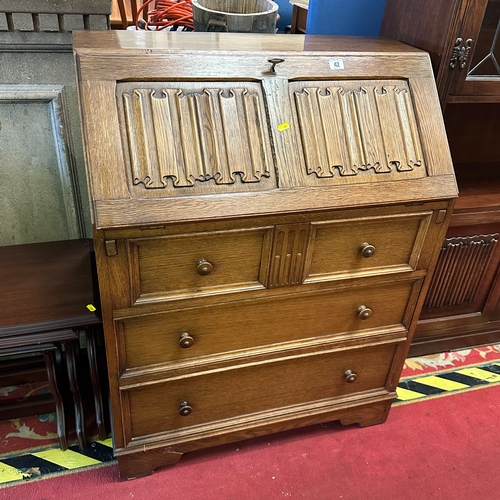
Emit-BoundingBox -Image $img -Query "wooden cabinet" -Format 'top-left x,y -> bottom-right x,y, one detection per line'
73,31 -> 457,479
446,0 -> 500,97
382,0 -> 500,355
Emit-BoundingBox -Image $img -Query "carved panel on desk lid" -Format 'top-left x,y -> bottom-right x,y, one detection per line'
290,80 -> 427,186
267,224 -> 310,288
117,82 -> 277,198
423,233 -> 499,312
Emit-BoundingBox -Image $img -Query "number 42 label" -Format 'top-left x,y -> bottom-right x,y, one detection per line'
329,58 -> 345,70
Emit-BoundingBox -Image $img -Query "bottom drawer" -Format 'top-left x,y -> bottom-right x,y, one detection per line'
123,341 -> 402,442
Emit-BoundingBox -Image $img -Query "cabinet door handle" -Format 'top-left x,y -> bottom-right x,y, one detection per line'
344,370 -> 358,383
450,37 -> 473,69
360,242 -> 376,258
357,305 -> 373,320
179,401 -> 193,416
179,333 -> 194,349
197,259 -> 213,276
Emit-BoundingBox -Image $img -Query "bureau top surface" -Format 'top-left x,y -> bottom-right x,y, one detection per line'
73,32 -> 457,230
73,31 -> 423,55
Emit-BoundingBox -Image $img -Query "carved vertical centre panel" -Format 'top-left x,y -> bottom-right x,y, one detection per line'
424,234 -> 499,310
267,224 -> 310,288
291,80 -> 425,185
118,82 -> 276,196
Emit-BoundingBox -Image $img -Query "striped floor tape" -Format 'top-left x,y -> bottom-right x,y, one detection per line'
0,438 -> 115,486
395,361 -> 500,404
1,362 -> 499,486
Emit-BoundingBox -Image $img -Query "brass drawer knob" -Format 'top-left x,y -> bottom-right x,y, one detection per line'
357,305 -> 373,320
360,242 -> 376,258
179,401 -> 192,416
344,370 -> 358,383
179,332 -> 194,349
197,259 -> 213,276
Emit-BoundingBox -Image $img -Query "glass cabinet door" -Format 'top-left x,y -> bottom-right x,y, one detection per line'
449,0 -> 500,97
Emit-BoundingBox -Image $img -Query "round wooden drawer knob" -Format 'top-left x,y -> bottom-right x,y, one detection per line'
197,259 -> 213,276
357,305 -> 373,320
179,401 -> 192,416
360,243 -> 376,258
344,370 -> 358,383
179,333 -> 194,349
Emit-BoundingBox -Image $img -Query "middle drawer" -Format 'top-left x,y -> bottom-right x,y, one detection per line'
115,279 -> 420,372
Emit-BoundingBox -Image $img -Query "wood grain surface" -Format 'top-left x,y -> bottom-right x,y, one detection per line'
74,32 -> 457,479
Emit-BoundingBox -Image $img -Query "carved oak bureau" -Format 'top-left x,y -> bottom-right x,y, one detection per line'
73,31 -> 458,479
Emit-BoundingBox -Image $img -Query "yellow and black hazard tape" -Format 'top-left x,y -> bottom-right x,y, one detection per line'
395,361 -> 500,405
0,438 -> 114,486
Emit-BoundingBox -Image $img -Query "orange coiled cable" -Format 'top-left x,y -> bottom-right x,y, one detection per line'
136,0 -> 194,31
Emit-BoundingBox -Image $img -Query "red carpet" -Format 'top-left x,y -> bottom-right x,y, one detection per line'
401,344 -> 500,377
1,383 -> 499,500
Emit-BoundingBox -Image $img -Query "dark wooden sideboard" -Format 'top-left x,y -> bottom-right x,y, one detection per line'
382,0 -> 500,356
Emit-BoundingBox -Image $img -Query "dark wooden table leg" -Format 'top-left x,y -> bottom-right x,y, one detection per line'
43,348 -> 68,451
86,326 -> 107,440
64,339 -> 86,449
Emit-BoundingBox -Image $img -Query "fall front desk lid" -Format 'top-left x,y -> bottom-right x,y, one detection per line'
74,31 -> 457,229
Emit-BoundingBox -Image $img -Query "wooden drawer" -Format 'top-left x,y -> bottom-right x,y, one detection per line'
129,227 -> 273,303
305,212 -> 432,282
123,341 -> 401,441
116,279 -> 419,371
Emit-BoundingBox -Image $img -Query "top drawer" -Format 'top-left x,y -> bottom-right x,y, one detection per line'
129,227 -> 273,303
304,212 -> 432,282
124,209 -> 432,304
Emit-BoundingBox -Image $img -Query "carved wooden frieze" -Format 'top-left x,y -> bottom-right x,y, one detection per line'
423,234 -> 499,311
290,80 -> 426,185
118,82 -> 276,196
267,224 -> 310,288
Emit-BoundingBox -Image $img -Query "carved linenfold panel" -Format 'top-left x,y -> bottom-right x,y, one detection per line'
119,82 -> 275,195
267,224 -> 310,288
423,234 -> 499,311
291,80 -> 425,184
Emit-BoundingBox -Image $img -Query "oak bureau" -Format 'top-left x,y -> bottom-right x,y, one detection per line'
73,31 -> 458,479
